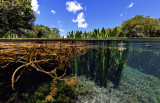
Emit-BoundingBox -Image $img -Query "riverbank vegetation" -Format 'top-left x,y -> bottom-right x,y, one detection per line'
67,15 -> 160,39
1,0 -> 160,39
0,0 -> 60,38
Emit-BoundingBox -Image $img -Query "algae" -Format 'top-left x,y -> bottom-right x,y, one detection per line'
27,77 -> 94,103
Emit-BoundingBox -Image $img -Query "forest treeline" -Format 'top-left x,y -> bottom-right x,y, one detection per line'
67,15 -> 160,38
0,0 -> 160,39
0,0 -> 60,38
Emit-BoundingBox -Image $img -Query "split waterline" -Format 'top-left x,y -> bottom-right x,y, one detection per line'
0,39 -> 160,103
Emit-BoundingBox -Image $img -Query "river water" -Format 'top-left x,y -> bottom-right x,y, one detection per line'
0,39 -> 160,103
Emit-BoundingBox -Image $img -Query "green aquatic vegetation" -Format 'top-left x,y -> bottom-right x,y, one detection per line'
127,49 -> 160,79
101,42 -> 107,86
74,58 -> 78,74
28,83 -> 50,103
69,41 -> 129,88
119,66 -> 160,103
27,78 -> 94,103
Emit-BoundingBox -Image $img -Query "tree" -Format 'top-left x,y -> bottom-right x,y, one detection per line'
71,31 -> 74,38
75,31 -> 82,39
37,31 -> 43,38
84,30 -> 87,38
105,28 -> 111,37
100,27 -> 106,37
32,25 -> 60,38
93,29 -> 98,38
97,28 -> 100,37
52,28 -> 60,34
122,15 -> 160,37
0,0 -> 35,38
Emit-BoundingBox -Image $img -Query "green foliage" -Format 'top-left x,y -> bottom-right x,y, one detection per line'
7,33 -> 10,38
72,41 -> 128,87
52,28 -> 60,34
67,31 -> 74,38
75,31 -> 82,39
0,0 -> 35,37
28,83 -> 50,103
88,32 -> 91,38
108,27 -> 117,37
0,0 -> 60,39
25,25 -> 60,38
84,30 -> 87,38
27,80 -> 93,103
101,27 -> 106,38
122,15 -> 160,37
66,27 -> 124,39
93,29 -> 98,38
1,2 -> 160,39
67,15 -> 160,39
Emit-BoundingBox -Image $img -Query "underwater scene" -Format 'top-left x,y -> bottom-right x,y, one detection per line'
0,40 -> 160,103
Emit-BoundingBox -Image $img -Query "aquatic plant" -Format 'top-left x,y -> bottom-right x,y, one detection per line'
64,75 -> 77,86
27,76 -> 95,103
45,79 -> 58,102
0,41 -> 89,101
67,41 -> 129,87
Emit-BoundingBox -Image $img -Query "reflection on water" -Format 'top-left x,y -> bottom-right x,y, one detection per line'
0,40 -> 160,103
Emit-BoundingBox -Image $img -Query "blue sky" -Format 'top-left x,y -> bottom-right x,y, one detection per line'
31,0 -> 160,37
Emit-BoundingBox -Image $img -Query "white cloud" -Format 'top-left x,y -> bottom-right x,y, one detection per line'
51,10 -> 56,14
58,20 -> 63,28
31,0 -> 40,15
128,2 -> 134,8
120,14 -> 123,17
59,29 -> 64,32
66,1 -> 83,13
85,6 -> 87,10
72,12 -> 88,28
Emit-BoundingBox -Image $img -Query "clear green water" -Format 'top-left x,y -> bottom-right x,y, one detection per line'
0,40 -> 160,103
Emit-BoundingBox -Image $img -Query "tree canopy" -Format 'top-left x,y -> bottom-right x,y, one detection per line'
0,0 -> 35,37
122,15 -> 160,37
52,28 -> 60,34
0,0 -> 60,39
67,15 -> 160,39
1,2 -> 160,39
25,25 -> 60,38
